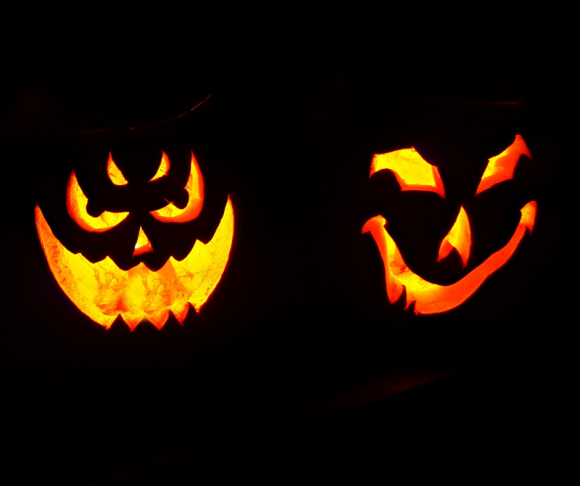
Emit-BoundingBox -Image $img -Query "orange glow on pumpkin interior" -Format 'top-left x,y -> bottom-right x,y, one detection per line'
67,170 -> 129,232
150,151 -> 204,223
38,149 -> 234,330
371,148 -> 446,198
107,153 -> 128,186
437,206 -> 471,268
476,134 -> 532,195
133,227 -> 153,257
150,151 -> 170,181
35,198 -> 235,330
362,201 -> 536,315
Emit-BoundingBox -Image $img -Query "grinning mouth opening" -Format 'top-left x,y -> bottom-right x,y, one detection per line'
35,198 -> 234,330
362,201 -> 537,315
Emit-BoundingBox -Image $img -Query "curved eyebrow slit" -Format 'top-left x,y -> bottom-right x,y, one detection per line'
150,151 -> 170,181
149,151 -> 204,223
67,170 -> 129,232
107,153 -> 129,186
370,148 -> 446,198
476,134 -> 532,195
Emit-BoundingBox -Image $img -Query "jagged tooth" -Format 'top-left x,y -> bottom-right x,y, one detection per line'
123,313 -> 144,331
102,316 -> 118,330
148,309 -> 169,330
172,303 -> 190,325
404,291 -> 416,312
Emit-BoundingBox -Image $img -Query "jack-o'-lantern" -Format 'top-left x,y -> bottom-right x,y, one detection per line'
362,133 -> 536,315
35,149 -> 234,330
5,89 -> 272,374
311,88 -> 550,323
30,96 -> 236,332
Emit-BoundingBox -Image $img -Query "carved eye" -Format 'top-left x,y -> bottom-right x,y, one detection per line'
150,151 -> 204,223
476,134 -> 532,195
370,147 -> 446,198
67,169 -> 129,232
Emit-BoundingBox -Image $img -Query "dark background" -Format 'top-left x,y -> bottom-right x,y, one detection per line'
0,37 -> 577,484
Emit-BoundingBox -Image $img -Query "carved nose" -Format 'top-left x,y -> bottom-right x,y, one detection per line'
437,206 -> 471,268
133,227 -> 153,257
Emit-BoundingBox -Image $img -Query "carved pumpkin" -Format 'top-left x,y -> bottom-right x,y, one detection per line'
362,134 -> 537,315
35,149 -> 234,330
26,95 -> 248,338
4,84 -> 272,374
308,85 -> 548,322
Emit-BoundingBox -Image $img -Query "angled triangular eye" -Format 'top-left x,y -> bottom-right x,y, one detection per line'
371,147 -> 446,198
107,153 -> 128,186
150,152 -> 170,182
476,134 -> 532,195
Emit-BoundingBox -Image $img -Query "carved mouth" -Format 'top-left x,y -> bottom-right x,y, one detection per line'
362,201 -> 537,314
35,198 -> 234,330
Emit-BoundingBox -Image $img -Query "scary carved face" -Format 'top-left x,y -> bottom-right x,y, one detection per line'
362,130 -> 538,315
34,103 -> 234,331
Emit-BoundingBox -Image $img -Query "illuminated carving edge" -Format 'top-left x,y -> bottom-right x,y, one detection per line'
362,201 -> 537,315
35,197 -> 234,330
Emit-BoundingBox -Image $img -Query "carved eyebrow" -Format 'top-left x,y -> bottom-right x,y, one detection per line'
107,153 -> 128,186
476,134 -> 532,195
150,151 -> 204,223
370,147 -> 446,198
149,152 -> 170,181
67,170 -> 129,232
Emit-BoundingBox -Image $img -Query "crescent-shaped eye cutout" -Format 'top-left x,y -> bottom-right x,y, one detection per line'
371,148 -> 446,198
150,151 -> 204,223
67,171 -> 130,232
476,134 -> 532,195
107,153 -> 128,186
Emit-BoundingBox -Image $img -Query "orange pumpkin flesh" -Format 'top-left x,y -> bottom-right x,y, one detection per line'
370,147 -> 446,198
362,135 -> 536,315
66,170 -> 129,232
437,206 -> 471,268
36,151 -> 234,330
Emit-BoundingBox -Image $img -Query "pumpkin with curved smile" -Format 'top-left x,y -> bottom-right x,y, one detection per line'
33,98 -> 235,331
36,151 -> 234,330
361,132 -> 538,315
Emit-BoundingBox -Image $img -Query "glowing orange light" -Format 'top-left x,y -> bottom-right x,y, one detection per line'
150,151 -> 204,223
362,201 -> 536,314
437,206 -> 471,268
371,148 -> 446,198
107,153 -> 128,186
35,198 -> 235,330
476,134 -> 532,195
150,152 -> 170,181
67,170 -> 129,232
133,227 -> 153,257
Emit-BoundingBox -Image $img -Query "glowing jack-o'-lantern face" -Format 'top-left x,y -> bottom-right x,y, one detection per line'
362,134 -> 537,315
35,149 -> 234,330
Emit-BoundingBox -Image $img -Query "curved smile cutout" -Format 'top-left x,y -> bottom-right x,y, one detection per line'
35,151 -> 235,330
362,134 -> 537,315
